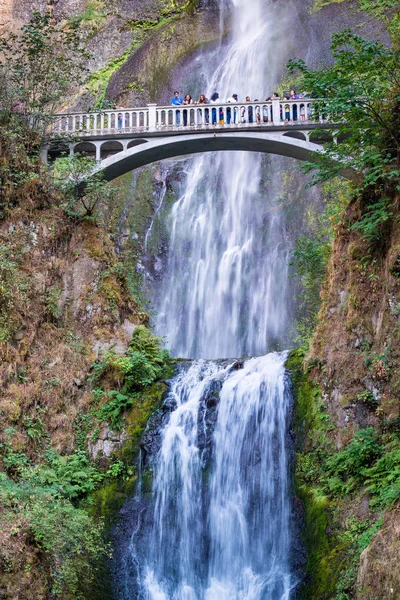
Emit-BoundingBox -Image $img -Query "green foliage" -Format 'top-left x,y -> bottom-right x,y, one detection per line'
351,197 -> 393,243
325,428 -> 383,496
290,179 -> 350,347
45,285 -> 62,320
0,11 -> 90,132
91,326 -> 172,431
26,450 -> 104,500
287,31 -> 400,195
0,11 -> 89,212
53,153 -> 120,220
363,440 -> 400,508
0,472 -> 109,599
68,1 -> 107,36
0,241 -> 30,341
356,389 -> 378,409
363,348 -> 391,380
97,391 -> 134,431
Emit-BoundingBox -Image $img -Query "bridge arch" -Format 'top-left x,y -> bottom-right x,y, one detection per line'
89,131 -> 357,183
100,140 -> 124,160
74,141 -> 96,158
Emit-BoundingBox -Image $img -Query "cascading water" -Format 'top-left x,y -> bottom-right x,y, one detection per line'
146,0 -> 294,359
116,355 -> 294,599
113,1 -> 303,597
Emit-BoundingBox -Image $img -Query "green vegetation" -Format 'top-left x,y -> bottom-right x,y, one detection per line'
0,472 -> 109,599
0,11 -> 89,214
290,179 -> 351,347
288,31 -> 399,191
289,345 -> 400,599
90,325 -> 172,431
0,324 -> 173,597
54,153 -> 121,219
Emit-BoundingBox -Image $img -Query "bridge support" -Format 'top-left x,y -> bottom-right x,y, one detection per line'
148,104 -> 157,130
272,99 -> 281,126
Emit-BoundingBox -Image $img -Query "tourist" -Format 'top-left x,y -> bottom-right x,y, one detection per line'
254,100 -> 261,124
171,91 -> 183,126
196,94 -> 209,104
117,106 -> 124,129
263,98 -> 271,123
245,96 -> 254,124
196,94 -> 209,124
183,94 -> 193,126
225,93 -> 238,124
210,92 -> 219,125
290,89 -> 299,121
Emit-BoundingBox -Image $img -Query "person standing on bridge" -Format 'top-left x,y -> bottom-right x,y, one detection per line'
183,94 -> 193,126
171,91 -> 183,126
196,94 -> 209,124
210,92 -> 219,125
290,89 -> 299,121
225,93 -> 238,125
245,96 -> 254,124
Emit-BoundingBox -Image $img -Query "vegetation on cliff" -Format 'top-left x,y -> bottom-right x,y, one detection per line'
0,13 -> 172,600
288,3 -> 400,598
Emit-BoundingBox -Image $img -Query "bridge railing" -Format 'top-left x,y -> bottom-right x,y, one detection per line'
52,99 -> 325,136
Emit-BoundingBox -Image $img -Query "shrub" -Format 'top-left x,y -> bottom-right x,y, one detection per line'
325,428 -> 382,495
0,473 -> 109,599
363,441 -> 400,508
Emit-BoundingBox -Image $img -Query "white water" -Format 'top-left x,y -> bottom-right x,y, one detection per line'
116,2 -> 299,597
124,354 -> 293,599
147,0 -> 294,359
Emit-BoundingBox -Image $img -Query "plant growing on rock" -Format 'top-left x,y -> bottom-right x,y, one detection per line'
287,31 -> 400,194
91,325 -> 172,431
0,11 -> 89,212
54,153 -> 120,219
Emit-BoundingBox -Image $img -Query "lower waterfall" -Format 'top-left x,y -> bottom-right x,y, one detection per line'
113,353 -> 295,599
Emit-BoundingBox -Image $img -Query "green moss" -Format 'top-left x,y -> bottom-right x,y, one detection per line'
287,348 -> 344,599
88,380 -> 169,525
87,5 -> 195,104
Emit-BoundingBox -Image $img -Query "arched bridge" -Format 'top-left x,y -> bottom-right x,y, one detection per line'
43,100 -> 357,181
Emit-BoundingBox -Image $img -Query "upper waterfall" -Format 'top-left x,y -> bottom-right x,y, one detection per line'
145,0 -> 295,359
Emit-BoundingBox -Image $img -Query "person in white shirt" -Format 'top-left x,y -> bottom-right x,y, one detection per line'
225,93 -> 238,124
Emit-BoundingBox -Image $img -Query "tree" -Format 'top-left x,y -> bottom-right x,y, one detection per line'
0,11 -> 90,211
287,31 -> 400,195
53,153 -> 120,219
0,11 -> 90,138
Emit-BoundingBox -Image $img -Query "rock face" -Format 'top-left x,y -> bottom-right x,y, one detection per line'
88,424 -> 128,460
357,504 -> 400,600
0,0 -> 12,30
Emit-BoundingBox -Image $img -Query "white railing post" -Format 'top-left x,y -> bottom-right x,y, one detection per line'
272,99 -> 281,125
148,104 -> 157,131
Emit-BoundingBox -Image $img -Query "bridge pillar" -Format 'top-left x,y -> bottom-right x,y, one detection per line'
95,142 -> 101,161
272,99 -> 281,126
148,104 -> 157,131
40,145 -> 49,164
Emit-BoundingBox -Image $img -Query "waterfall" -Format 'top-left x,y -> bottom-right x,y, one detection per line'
117,354 -> 294,599
113,1 -> 301,597
146,0 -> 294,359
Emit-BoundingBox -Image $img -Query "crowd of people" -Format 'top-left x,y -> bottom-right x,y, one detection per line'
170,89 -> 311,124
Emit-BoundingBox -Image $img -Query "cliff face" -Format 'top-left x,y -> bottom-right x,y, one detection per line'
1,1 -> 397,598
290,190 -> 400,600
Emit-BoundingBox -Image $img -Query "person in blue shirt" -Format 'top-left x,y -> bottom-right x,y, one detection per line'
171,91 -> 183,125
290,89 -> 299,121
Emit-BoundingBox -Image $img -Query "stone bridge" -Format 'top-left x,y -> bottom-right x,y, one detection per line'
43,100 -> 356,181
